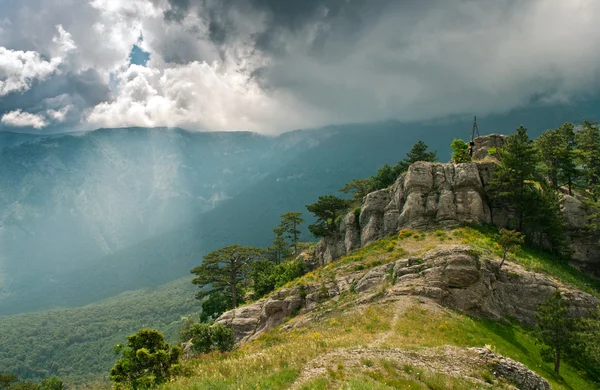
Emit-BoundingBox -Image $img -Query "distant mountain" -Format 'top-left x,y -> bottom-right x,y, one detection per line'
1,101 -> 598,314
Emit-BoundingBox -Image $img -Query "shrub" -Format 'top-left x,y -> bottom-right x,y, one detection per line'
182,322 -> 235,354
110,329 -> 183,389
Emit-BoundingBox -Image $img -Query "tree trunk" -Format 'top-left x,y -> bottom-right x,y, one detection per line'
231,283 -> 238,308
293,220 -> 297,254
231,267 -> 238,308
554,347 -> 560,375
499,251 -> 507,269
568,176 -> 572,196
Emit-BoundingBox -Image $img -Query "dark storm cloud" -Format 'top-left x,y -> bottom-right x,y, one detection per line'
0,69 -> 111,131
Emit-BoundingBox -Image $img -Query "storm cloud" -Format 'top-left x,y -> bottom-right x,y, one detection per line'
1,0 -> 600,133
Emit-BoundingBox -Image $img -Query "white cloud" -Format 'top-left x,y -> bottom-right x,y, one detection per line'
47,105 -> 72,122
1,110 -> 48,129
52,25 -> 77,54
0,47 -> 62,96
86,62 -> 321,133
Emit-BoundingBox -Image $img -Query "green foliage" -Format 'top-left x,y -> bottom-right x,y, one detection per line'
450,138 -> 471,163
488,125 -> 567,253
211,324 -> 236,353
340,140 -> 436,203
534,291 -> 577,375
38,377 -> 63,390
279,212 -> 304,254
191,245 -> 263,308
267,227 -> 291,264
536,123 -> 578,193
0,374 -> 19,389
339,179 -> 372,203
180,323 -> 235,354
306,196 -> 350,238
575,120 -> 600,199
200,292 -> 230,323
0,278 -> 197,386
497,229 -> 524,269
252,259 -> 307,299
110,329 -> 182,389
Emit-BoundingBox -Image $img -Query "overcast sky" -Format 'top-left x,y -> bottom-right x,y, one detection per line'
0,0 -> 598,133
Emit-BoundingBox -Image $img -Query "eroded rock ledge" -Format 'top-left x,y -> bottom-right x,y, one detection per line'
316,159 -> 600,270
217,246 -> 598,343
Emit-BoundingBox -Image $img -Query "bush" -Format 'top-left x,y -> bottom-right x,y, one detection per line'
451,139 -> 472,163
182,323 -> 235,354
200,292 -> 230,323
110,329 -> 183,389
211,324 -> 236,353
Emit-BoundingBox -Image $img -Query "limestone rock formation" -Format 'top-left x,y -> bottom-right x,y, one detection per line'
472,134 -> 507,160
472,348 -> 551,390
316,157 -> 600,269
217,246 -> 598,342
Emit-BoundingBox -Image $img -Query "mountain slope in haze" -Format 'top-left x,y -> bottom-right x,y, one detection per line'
0,277 -> 197,387
1,100 -> 599,315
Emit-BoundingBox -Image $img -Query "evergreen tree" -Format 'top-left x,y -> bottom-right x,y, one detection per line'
489,126 -> 539,231
536,128 -> 566,190
557,123 -> 579,195
191,245 -> 263,308
339,178 -> 372,203
536,123 -> 579,193
534,291 -> 577,375
497,229 -> 524,269
395,140 -> 438,173
110,329 -> 183,389
450,139 -> 471,163
199,292 -> 230,323
269,227 -> 290,264
576,120 -> 600,199
279,212 -> 304,254
306,196 -> 350,238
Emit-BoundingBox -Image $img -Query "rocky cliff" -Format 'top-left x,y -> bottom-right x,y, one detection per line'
217,246 -> 598,344
315,136 -> 600,271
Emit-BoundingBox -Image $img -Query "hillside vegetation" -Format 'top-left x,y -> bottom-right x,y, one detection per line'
0,278 -> 198,387
162,227 -> 600,390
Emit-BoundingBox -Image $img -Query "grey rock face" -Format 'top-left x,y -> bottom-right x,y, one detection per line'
472,348 -> 550,390
472,134 -> 507,161
217,246 -> 598,343
316,150 -> 600,268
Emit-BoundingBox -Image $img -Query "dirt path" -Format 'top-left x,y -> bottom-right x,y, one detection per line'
289,298 -> 415,389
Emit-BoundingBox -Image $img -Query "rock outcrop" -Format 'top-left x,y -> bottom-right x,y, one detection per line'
472,348 -> 550,390
217,246 -> 599,343
316,157 -> 600,270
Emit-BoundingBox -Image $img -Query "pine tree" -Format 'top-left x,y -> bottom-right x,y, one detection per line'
536,128 -> 565,190
270,227 -> 290,264
556,123 -> 578,195
191,245 -> 263,308
306,196 -> 350,238
339,178 -> 372,203
489,126 -> 539,231
576,121 -> 600,199
534,291 -> 577,375
110,329 -> 183,389
279,212 -> 304,254
395,140 -> 438,173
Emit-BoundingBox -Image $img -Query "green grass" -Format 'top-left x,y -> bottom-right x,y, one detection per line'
160,225 -> 600,390
453,225 -> 600,297
162,299 -> 598,390
385,305 -> 599,390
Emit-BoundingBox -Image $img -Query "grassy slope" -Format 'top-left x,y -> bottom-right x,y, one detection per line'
163,227 -> 600,390
0,277 -> 199,387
